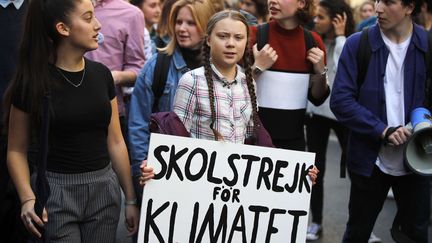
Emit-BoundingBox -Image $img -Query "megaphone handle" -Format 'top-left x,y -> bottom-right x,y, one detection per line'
384,126 -> 402,146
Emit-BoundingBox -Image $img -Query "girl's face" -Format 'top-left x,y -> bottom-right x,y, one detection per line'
240,0 -> 258,17
360,3 -> 375,19
141,0 -> 161,28
268,0 -> 305,22
62,0 -> 101,51
207,18 -> 248,70
175,6 -> 202,50
314,6 -> 332,35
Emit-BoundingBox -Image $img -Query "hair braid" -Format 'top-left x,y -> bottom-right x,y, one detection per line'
243,43 -> 259,138
203,42 -> 223,141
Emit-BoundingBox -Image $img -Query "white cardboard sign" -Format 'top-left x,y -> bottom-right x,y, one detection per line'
138,134 -> 315,243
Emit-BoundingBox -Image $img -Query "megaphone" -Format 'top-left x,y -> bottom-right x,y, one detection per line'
404,107 -> 432,176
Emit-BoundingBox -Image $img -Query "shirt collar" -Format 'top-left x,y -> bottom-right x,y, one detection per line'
370,23 -> 427,53
210,63 -> 242,88
0,0 -> 24,9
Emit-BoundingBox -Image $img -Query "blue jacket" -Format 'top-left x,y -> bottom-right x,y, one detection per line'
330,24 -> 431,176
128,47 -> 189,176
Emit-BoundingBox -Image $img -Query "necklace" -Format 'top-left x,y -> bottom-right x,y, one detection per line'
56,64 -> 86,88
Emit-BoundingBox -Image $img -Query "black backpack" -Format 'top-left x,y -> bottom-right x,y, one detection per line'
151,52 -> 171,112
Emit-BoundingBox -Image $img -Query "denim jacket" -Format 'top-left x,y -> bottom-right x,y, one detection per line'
128,47 -> 189,177
330,24 -> 431,176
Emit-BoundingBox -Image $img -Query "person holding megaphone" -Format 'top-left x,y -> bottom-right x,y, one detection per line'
330,0 -> 431,242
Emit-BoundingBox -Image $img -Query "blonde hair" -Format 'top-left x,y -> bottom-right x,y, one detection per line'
354,0 -> 375,23
160,0 -> 217,55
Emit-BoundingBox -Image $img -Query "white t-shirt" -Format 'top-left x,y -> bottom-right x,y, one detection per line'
376,31 -> 412,176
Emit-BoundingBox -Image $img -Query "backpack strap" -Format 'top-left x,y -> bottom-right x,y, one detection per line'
154,35 -> 167,49
303,28 -> 316,50
256,23 -> 269,51
424,31 -> 432,108
152,52 -> 171,112
303,28 -> 317,74
356,28 -> 372,92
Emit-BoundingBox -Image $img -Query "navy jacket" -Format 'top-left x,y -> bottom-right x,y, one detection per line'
330,24 -> 431,176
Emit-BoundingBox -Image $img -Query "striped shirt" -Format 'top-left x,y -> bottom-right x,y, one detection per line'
173,64 -> 254,143
249,21 -> 327,140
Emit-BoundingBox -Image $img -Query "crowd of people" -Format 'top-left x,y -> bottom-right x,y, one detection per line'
1,0 -> 431,242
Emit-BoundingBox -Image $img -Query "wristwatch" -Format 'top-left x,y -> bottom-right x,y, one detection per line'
252,65 -> 264,76
319,66 -> 328,76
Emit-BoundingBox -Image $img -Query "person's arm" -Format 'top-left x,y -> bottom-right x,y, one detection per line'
128,59 -> 156,165
307,33 -> 330,104
173,72 -> 198,132
251,44 -> 278,79
330,34 -> 386,139
308,61 -> 329,102
107,98 -> 139,236
7,106 -> 47,238
111,70 -> 137,86
115,10 -> 146,87
332,12 -> 347,69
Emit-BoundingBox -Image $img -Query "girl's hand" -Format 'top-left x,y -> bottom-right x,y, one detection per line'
124,204 -> 140,236
307,47 -> 326,75
139,160 -> 155,186
333,12 -> 347,37
252,43 -> 278,71
21,200 -> 48,238
308,165 -> 319,185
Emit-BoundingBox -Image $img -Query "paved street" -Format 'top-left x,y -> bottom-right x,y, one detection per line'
116,134 -> 432,242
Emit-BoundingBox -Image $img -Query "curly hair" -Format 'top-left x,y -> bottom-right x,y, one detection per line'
296,0 -> 317,25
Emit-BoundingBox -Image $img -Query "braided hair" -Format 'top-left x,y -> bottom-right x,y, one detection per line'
202,10 -> 259,141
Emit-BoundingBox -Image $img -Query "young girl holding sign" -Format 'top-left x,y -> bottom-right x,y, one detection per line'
140,10 -> 318,184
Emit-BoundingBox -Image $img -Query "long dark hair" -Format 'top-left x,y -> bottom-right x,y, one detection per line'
252,0 -> 269,21
3,0 -> 78,128
319,0 -> 355,37
130,0 -> 145,7
202,10 -> 259,141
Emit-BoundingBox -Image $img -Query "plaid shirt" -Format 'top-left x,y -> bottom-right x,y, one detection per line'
173,64 -> 254,143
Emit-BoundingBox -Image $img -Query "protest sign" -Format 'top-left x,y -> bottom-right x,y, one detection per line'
138,134 -> 315,243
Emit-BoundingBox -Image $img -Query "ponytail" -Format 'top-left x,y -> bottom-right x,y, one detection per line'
3,0 -> 77,129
